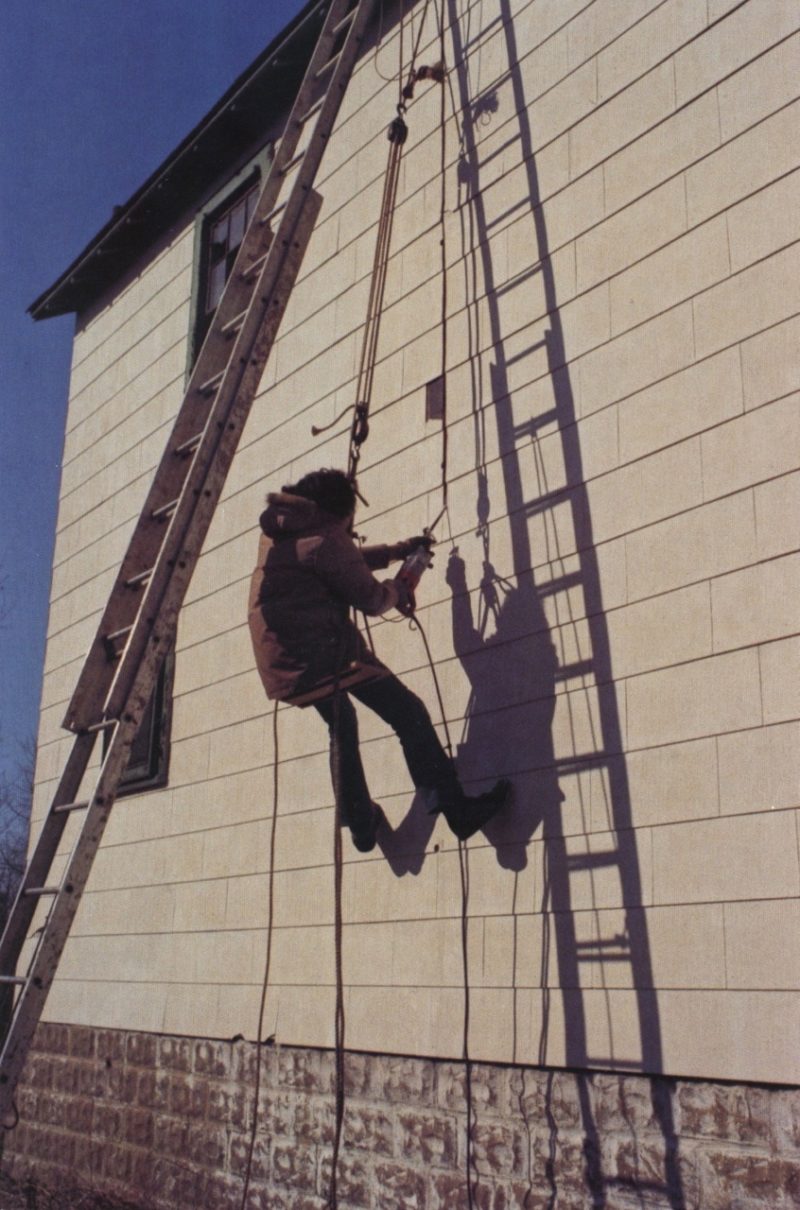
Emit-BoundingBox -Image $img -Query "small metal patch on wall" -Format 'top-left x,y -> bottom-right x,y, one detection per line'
426,375 -> 444,421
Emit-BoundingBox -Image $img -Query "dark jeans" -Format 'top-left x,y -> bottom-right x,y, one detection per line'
314,673 -> 460,830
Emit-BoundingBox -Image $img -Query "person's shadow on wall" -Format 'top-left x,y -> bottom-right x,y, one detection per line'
376,547 -> 558,875
443,548 -> 560,870
378,546 -> 558,875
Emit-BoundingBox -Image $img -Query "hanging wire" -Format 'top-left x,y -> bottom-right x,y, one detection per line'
411,611 -> 476,1209
328,682 -> 347,1209
435,0 -> 450,521
372,0 -> 396,82
240,702 -> 281,1210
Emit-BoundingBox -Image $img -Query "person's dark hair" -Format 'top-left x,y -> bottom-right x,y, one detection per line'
287,468 -> 356,518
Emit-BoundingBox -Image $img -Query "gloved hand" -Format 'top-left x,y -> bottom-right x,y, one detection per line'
392,534 -> 434,561
395,578 -> 416,616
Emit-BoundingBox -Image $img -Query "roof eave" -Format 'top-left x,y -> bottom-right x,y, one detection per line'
29,0 -> 329,321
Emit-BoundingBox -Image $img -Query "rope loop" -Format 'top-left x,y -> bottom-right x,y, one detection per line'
351,402 -> 370,447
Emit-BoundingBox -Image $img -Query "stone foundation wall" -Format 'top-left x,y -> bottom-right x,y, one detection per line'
2,1023 -> 798,1209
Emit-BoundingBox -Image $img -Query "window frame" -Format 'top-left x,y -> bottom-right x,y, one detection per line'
106,652 -> 174,796
187,146 -> 271,366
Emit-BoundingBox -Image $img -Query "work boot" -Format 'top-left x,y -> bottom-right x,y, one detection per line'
442,779 -> 512,841
350,803 -> 385,853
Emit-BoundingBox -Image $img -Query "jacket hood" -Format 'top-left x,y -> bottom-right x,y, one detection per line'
259,491 -> 343,538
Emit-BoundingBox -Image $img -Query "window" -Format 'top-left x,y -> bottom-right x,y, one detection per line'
193,175 -> 261,355
106,655 -> 174,795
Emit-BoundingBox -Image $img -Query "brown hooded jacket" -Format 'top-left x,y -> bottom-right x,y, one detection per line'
247,491 -> 400,701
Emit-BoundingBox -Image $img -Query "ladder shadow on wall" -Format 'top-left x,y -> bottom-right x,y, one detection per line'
441,0 -> 686,1205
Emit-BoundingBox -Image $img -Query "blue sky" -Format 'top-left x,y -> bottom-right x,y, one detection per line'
0,0 -> 309,780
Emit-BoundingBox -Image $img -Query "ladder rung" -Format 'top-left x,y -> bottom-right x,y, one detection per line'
525,487 -> 569,517
485,194 -> 528,234
473,132 -> 520,173
53,800 -> 89,815
104,626 -> 132,646
174,432 -> 203,457
583,1058 -> 644,1072
297,96 -> 325,127
506,334 -> 547,367
282,148 -> 307,176
198,369 -> 225,395
576,951 -> 631,963
241,253 -> 269,282
0,976 -> 26,986
317,49 -> 342,79
222,310 -> 248,338
151,499 -> 178,522
536,571 -> 583,598
124,568 -> 153,589
495,263 -> 542,298
260,200 -> 287,228
575,934 -> 628,952
24,887 -> 61,898
86,718 -> 118,733
514,408 -> 558,439
554,659 -> 594,682
567,850 -> 620,872
553,752 -> 610,773
332,7 -> 357,36
463,11 -> 503,50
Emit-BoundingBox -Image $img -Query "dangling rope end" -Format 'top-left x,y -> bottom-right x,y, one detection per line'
311,402 -> 355,438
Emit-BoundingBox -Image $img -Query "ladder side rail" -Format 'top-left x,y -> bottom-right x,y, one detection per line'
102,193 -> 324,725
0,716 -> 143,1116
249,0 -> 363,213
0,733 -> 96,976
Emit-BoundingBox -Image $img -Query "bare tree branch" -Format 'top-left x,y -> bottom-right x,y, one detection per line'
0,734 -> 34,925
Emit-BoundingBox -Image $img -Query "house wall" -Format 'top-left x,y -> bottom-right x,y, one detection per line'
25,0 -> 799,1107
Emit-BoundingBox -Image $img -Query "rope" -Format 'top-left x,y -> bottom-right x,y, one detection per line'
240,702 -> 280,1210
411,614 -> 476,1210
347,121 -> 406,483
310,0 -> 439,486
400,0 -> 435,106
435,0 -> 450,517
328,679 -> 347,1210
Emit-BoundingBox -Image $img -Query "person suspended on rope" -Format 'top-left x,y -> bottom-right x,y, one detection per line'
248,468 -> 511,853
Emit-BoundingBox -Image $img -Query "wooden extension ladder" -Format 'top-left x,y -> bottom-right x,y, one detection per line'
0,0 -> 376,1122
